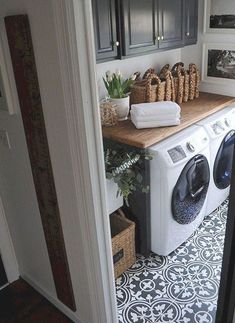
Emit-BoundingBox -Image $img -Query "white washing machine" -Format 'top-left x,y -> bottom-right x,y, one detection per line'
196,107 -> 235,216
149,125 -> 210,256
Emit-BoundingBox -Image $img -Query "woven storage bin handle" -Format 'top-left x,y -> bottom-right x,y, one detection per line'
160,64 -> 170,76
146,74 -> 161,102
143,68 -> 155,79
189,63 -> 200,99
172,62 -> 184,73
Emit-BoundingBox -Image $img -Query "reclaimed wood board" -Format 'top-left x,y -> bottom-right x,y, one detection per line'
102,92 -> 235,148
5,15 -> 76,311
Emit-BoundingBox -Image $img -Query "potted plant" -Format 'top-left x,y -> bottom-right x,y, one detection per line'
103,70 -> 136,121
104,143 -> 152,213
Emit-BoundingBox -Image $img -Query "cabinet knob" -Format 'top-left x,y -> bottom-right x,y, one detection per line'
157,36 -> 160,41
186,32 -> 190,36
115,41 -> 120,47
161,35 -> 164,40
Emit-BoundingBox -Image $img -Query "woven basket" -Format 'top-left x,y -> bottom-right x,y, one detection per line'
100,101 -> 118,126
160,64 -> 175,102
189,63 -> 200,100
110,209 -> 136,278
130,73 -> 165,105
172,62 -> 187,104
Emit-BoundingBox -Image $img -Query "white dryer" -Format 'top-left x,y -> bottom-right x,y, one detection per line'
149,126 -> 210,256
196,107 -> 235,216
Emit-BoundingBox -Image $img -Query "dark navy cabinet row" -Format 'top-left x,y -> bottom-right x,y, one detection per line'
92,0 -> 198,62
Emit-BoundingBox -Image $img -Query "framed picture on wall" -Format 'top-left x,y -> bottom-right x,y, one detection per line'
202,43 -> 235,84
204,0 -> 235,33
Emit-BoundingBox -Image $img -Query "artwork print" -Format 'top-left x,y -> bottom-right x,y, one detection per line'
210,0 -> 235,29
207,49 -> 235,79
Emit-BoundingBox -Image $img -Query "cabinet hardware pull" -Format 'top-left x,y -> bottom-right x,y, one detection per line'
161,35 -> 164,40
157,36 -> 160,41
186,32 -> 190,36
115,41 -> 120,47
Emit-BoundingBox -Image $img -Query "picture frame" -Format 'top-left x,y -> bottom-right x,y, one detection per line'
204,0 -> 235,34
202,43 -> 235,85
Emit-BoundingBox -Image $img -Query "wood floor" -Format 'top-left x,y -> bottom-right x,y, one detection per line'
0,279 -> 73,323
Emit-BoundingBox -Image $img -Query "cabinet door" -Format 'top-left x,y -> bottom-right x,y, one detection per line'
121,0 -> 158,56
184,0 -> 198,45
92,0 -> 118,61
158,0 -> 184,50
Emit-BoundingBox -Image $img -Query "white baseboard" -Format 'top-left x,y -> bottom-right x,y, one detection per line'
21,274 -> 83,323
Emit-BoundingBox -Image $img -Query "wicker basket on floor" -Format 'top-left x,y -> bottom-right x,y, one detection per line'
110,209 -> 136,278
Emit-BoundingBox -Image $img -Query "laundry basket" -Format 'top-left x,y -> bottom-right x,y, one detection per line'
110,209 -> 136,278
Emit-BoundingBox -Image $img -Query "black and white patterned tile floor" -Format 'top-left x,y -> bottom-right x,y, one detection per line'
116,200 -> 228,323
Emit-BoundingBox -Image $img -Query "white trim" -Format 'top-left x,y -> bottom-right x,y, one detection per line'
22,274 -> 83,323
0,196 -> 18,283
0,20 -> 19,115
52,1 -> 117,323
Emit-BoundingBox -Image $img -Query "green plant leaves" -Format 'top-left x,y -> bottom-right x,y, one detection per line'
104,144 -> 152,204
103,71 -> 135,98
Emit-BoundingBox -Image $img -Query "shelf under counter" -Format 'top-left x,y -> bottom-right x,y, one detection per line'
102,92 -> 235,149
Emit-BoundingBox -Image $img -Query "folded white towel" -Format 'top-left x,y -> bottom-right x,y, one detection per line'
131,101 -> 181,117
132,118 -> 180,129
130,110 -> 180,122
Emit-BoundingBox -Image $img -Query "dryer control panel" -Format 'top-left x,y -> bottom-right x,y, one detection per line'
168,146 -> 186,163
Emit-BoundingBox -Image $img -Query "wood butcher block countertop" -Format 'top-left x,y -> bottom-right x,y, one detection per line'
102,92 -> 235,148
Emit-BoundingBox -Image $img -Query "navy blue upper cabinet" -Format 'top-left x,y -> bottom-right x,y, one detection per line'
92,0 -> 119,61
121,0 -> 158,56
158,0 -> 184,49
92,0 -> 198,61
184,0 -> 198,45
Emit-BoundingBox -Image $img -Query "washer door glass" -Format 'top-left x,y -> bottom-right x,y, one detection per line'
172,154 -> 210,224
214,130 -> 235,189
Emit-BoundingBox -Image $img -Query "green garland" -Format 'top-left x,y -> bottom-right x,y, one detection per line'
104,144 -> 152,205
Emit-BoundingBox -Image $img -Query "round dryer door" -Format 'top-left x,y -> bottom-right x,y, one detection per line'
172,154 -> 210,224
214,130 -> 235,189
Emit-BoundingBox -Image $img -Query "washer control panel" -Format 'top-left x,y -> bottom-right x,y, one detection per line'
168,145 -> 186,163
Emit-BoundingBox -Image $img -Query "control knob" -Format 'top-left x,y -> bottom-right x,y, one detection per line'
186,142 -> 195,152
224,118 -> 231,127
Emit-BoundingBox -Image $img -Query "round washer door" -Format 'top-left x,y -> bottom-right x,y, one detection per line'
214,130 -> 235,189
172,154 -> 210,225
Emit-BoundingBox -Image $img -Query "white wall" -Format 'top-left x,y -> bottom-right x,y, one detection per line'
0,1 -> 95,322
181,0 -> 235,97
96,49 -> 181,98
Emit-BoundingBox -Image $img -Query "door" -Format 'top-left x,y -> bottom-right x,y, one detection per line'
158,0 -> 184,49
92,0 -> 119,61
184,0 -> 198,45
214,130 -> 235,189
121,0 -> 158,56
172,154 -> 210,224
0,255 -> 7,288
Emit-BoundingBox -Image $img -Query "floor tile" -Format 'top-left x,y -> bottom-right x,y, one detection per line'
116,200 -> 228,323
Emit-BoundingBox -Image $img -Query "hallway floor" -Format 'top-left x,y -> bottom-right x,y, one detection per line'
116,200 -> 228,323
0,279 -> 72,323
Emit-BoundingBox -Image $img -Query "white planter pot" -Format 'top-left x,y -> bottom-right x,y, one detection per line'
106,179 -> 123,214
110,96 -> 130,121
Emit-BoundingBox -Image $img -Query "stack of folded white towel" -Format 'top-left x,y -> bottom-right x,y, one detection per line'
130,101 -> 181,129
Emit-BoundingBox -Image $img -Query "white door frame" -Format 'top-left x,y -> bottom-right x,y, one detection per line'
52,1 -> 117,322
0,196 -> 18,284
